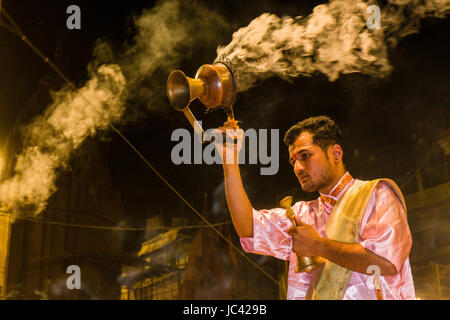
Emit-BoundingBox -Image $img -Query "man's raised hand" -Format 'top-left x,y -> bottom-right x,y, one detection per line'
211,127 -> 244,165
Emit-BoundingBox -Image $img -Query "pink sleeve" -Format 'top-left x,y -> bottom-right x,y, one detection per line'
359,181 -> 413,272
240,207 -> 293,261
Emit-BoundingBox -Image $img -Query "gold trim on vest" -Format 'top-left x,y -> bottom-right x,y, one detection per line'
320,172 -> 353,206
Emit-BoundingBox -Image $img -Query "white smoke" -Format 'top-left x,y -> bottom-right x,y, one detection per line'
124,0 -> 225,79
216,0 -> 450,92
0,65 -> 126,217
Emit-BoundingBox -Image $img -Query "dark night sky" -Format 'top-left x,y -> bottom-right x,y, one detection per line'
0,1 -> 449,251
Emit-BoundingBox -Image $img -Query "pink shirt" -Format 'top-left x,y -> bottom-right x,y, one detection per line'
240,173 -> 416,300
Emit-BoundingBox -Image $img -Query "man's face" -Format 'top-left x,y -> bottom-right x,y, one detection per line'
288,131 -> 335,193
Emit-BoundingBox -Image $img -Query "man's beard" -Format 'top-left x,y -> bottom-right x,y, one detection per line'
300,162 -> 334,193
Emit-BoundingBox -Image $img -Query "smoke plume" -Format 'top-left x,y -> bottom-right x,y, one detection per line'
0,65 -> 126,217
216,0 -> 450,92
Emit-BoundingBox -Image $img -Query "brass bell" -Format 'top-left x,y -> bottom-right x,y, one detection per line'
280,196 -> 325,274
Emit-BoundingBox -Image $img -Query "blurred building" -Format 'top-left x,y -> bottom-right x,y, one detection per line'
120,194 -> 282,300
120,215 -> 192,300
405,134 -> 450,300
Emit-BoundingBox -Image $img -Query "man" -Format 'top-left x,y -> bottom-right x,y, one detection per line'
214,116 -> 415,300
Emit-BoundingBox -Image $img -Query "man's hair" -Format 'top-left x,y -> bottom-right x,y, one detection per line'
283,116 -> 345,155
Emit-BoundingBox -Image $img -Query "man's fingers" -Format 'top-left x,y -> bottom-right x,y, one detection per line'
209,129 -> 223,144
210,128 -> 222,135
225,128 -> 243,141
210,128 -> 243,144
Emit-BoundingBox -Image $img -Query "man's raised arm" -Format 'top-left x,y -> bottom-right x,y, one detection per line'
215,128 -> 253,238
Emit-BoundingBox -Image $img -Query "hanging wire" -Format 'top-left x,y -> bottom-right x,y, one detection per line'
0,210 -> 231,231
0,19 -> 19,37
0,7 -> 278,285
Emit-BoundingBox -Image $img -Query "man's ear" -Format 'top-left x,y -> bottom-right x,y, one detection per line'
330,145 -> 343,163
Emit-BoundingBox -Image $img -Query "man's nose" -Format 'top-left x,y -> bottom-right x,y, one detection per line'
294,160 -> 305,173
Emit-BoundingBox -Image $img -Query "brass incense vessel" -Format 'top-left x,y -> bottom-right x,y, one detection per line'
167,61 -> 238,142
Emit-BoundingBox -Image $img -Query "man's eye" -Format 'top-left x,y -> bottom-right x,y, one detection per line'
300,153 -> 310,160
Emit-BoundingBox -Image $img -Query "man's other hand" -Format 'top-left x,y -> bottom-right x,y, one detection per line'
288,221 -> 323,257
